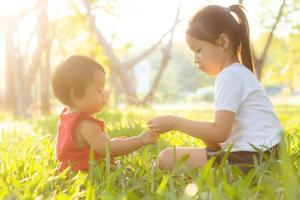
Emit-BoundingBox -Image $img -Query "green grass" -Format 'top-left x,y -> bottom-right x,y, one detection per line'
0,105 -> 300,199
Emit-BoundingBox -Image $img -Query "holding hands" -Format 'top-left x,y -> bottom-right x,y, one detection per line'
137,115 -> 178,146
147,115 -> 177,134
139,129 -> 158,145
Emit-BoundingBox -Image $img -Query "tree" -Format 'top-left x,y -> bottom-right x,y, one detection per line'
0,0 -> 52,117
253,0 -> 286,80
238,0 -> 287,81
142,2 -> 181,105
83,0 -> 181,105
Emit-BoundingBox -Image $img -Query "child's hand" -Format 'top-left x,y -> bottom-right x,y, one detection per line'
139,130 -> 158,145
204,141 -> 221,151
147,115 -> 176,134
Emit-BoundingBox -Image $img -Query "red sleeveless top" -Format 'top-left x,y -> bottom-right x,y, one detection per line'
56,108 -> 105,172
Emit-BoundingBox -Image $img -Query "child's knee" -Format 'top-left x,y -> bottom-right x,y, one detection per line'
158,148 -> 173,170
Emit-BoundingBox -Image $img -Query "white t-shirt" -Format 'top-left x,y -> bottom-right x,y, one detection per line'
215,63 -> 282,152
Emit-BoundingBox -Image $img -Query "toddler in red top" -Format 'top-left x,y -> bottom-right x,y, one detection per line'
52,55 -> 157,172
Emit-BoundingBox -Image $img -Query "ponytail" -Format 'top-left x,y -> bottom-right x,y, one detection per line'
228,5 -> 254,73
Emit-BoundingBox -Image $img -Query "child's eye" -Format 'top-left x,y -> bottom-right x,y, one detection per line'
196,48 -> 202,53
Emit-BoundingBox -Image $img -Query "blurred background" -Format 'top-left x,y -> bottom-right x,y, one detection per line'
0,0 -> 299,118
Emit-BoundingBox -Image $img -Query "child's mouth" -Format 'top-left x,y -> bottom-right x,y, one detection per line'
198,65 -> 205,71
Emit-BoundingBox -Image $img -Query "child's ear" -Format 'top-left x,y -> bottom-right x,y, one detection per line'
217,33 -> 230,49
70,89 -> 76,101
70,89 -> 81,104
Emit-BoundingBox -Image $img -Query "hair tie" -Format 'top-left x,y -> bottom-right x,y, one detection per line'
226,7 -> 241,26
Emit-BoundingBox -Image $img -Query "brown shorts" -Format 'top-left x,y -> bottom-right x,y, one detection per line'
206,144 -> 280,173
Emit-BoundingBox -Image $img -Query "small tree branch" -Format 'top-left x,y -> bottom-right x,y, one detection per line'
121,20 -> 181,69
84,0 -> 138,104
142,1 -> 181,105
259,0 -> 286,63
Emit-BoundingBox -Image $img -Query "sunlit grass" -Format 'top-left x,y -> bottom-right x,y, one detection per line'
0,106 -> 300,199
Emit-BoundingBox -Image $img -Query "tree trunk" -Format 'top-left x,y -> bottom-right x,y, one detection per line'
3,26 -> 27,117
238,0 -> 285,81
40,47 -> 51,114
14,47 -> 28,117
3,29 -> 17,114
254,0 -> 285,80
1,0 -> 50,117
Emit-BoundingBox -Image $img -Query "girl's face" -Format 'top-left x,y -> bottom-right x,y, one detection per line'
185,34 -> 225,76
79,70 -> 106,114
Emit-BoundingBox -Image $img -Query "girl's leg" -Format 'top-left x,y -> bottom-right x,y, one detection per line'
158,147 -> 207,170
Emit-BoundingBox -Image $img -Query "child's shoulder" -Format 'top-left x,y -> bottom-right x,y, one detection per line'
221,63 -> 247,74
218,63 -> 255,82
59,108 -> 105,132
76,118 -> 103,134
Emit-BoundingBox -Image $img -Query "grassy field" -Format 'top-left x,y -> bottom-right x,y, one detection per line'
0,105 -> 300,199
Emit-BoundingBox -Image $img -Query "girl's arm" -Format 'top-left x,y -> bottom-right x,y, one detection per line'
148,110 -> 234,143
77,119 -> 157,157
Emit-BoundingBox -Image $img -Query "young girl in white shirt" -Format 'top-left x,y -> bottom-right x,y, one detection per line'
148,4 -> 282,173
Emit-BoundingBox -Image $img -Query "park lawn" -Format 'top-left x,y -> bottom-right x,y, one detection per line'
0,105 -> 299,199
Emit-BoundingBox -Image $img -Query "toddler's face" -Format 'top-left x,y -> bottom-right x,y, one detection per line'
81,70 -> 106,114
185,34 -> 225,76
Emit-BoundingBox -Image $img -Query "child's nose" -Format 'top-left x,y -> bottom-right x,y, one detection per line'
103,92 -> 108,102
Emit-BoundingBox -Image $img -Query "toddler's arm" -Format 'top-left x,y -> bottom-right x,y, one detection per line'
77,119 -> 157,157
